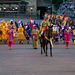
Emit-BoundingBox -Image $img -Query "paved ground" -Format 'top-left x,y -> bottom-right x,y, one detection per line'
0,40 -> 75,75
0,18 -> 75,75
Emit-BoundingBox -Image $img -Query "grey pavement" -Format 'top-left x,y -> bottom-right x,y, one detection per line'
0,40 -> 75,75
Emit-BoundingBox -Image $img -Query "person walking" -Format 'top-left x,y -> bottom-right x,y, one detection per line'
18,25 -> 26,44
6,25 -> 13,50
0,28 -> 2,43
64,25 -> 71,48
32,25 -> 39,49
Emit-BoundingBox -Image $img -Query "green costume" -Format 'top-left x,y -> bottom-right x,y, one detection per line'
40,20 -> 50,37
32,29 -> 39,49
40,20 -> 50,31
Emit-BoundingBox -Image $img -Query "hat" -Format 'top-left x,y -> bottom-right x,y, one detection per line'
19,25 -> 22,28
2,20 -> 5,24
10,20 -> 13,25
7,21 -> 10,25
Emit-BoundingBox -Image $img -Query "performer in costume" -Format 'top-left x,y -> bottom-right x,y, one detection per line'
2,26 -> 7,44
24,26 -> 30,44
2,20 -> 6,26
63,16 -> 67,26
53,24 -> 59,43
33,21 -> 40,30
64,25 -> 71,48
18,25 -> 26,44
40,17 -> 50,37
6,25 -> 13,50
0,27 -> 2,43
59,23 -> 63,41
44,12 -> 48,19
0,24 -> 3,30
71,26 -> 75,44
47,14 -> 51,22
32,25 -> 39,49
15,21 -> 19,32
0,24 -> 3,42
7,21 -> 11,27
10,20 -> 13,25
62,23 -> 67,44
27,22 -> 32,37
13,23 -> 17,43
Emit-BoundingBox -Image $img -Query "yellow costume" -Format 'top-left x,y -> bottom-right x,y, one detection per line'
0,24 -> 3,30
2,20 -> 6,26
0,24 -> 3,40
0,27 -> 2,41
40,20 -> 50,30
2,26 -> 7,43
18,25 -> 26,44
13,24 -> 17,33
7,21 -> 11,27
32,26 -> 39,49
40,20 -> 50,36
13,24 -> 17,42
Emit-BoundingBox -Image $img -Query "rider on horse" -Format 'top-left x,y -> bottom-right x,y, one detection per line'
40,17 -> 50,36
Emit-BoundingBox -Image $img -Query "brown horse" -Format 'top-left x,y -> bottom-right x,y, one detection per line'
39,26 -> 53,57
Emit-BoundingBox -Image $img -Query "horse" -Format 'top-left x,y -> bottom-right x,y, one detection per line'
39,26 -> 53,57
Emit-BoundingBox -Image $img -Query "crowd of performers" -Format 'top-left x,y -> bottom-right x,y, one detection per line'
0,13 -> 75,49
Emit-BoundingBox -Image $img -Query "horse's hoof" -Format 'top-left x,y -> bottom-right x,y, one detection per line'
50,55 -> 53,57
41,52 -> 43,54
46,55 -> 48,57
41,53 -> 43,54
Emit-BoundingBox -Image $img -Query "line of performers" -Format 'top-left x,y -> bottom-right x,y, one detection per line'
0,19 -> 40,49
41,13 -> 75,49
0,13 -> 75,49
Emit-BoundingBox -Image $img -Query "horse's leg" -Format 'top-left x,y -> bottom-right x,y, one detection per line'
41,47 -> 43,54
43,43 -> 45,53
39,38 -> 43,54
44,47 -> 45,53
50,42 -> 52,57
46,43 -> 48,56
41,43 -> 43,54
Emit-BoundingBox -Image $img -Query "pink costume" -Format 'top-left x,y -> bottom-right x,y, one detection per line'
6,29 -> 13,46
64,29 -> 71,42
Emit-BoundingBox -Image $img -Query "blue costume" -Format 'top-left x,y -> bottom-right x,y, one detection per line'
62,25 -> 67,42
15,21 -> 19,32
24,27 -> 30,44
27,23 -> 32,37
54,24 -> 59,43
32,21 -> 40,30
10,20 -> 13,25
59,25 -> 63,41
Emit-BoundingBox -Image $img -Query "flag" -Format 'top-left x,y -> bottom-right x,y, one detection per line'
29,17 -> 33,32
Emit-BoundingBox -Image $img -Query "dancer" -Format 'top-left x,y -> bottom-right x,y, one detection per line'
64,25 -> 71,48
6,25 -> 13,50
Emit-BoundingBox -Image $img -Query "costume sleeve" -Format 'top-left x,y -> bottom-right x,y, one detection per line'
40,21 -> 43,30
48,21 -> 50,26
69,30 -> 71,37
6,30 -> 8,34
22,28 -> 24,32
38,30 -> 39,38
18,28 -> 19,32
